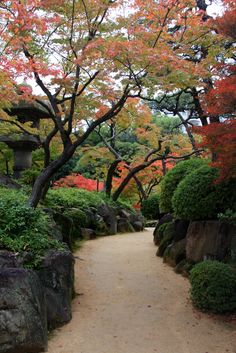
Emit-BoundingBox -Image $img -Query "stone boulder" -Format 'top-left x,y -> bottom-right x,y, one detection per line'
0,251 -> 18,268
94,214 -> 109,236
156,222 -> 175,257
117,218 -> 135,233
132,220 -> 144,232
163,239 -> 186,267
0,268 -> 47,353
52,212 -> 73,250
81,228 -> 96,240
172,220 -> 189,243
37,250 -> 74,330
153,214 -> 173,245
0,174 -> 21,189
129,212 -> 145,232
186,221 -> 236,263
97,204 -> 117,235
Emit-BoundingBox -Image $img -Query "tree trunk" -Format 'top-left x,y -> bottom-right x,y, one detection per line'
133,175 -> 147,203
104,159 -> 121,197
112,160 -> 156,201
28,145 -> 75,208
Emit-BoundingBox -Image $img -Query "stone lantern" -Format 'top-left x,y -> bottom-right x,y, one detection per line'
0,99 -> 53,178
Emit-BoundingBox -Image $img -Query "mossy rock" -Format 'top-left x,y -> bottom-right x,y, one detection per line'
52,212 -> 73,250
163,238 -> 186,267
94,215 -> 109,236
63,208 -> 87,240
156,222 -> 175,257
64,208 -> 87,227
153,214 -> 173,245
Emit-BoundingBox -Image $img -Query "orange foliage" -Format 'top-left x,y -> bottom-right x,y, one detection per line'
54,174 -> 103,191
194,120 -> 236,180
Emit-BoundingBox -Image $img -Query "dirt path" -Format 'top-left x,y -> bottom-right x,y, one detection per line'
47,229 -> 236,353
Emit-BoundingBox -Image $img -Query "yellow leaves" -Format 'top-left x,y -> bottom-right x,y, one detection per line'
0,112 -> 38,136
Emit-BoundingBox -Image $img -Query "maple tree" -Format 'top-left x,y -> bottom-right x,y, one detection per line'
0,0 -> 219,207
195,0 -> 236,180
88,99 -> 195,201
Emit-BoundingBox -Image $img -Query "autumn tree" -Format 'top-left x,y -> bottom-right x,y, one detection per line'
195,0 -> 236,180
91,100 -> 195,201
0,0 -> 219,207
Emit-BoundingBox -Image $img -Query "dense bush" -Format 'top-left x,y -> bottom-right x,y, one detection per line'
0,189 -> 63,268
141,194 -> 159,219
159,158 -> 206,213
190,261 -> 236,313
172,165 -> 236,220
46,188 -> 104,210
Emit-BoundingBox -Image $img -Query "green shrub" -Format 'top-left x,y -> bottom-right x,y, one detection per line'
46,188 -> 104,210
172,165 -> 236,220
141,194 -> 159,219
0,189 -> 64,268
190,260 -> 236,313
159,158 -> 206,213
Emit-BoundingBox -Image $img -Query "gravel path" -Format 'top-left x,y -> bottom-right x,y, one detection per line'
46,229 -> 236,353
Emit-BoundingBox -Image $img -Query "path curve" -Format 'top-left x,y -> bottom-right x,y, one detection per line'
47,229 -> 236,353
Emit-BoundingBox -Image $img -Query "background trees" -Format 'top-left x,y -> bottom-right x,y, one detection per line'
0,0 -> 218,206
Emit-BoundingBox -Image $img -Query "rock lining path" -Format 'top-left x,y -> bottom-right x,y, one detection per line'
47,229 -> 236,353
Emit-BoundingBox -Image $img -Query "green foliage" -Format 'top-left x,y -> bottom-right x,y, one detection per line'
0,189 -> 63,268
21,167 -> 41,186
46,188 -> 104,210
159,158 -> 206,213
153,115 -> 182,135
172,165 -> 236,220
0,143 -> 13,175
116,141 -> 140,162
190,261 -> 236,313
218,209 -> 236,225
141,194 -> 159,219
99,192 -> 134,211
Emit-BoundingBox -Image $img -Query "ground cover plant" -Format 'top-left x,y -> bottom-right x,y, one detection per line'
0,188 -> 64,268
46,188 -> 104,210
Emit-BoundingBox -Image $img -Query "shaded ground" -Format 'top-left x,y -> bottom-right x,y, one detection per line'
47,229 -> 236,353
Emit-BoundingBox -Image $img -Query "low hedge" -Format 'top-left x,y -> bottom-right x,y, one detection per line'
190,260 -> 236,313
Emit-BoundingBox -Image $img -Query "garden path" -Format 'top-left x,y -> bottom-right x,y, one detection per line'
46,229 -> 236,353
